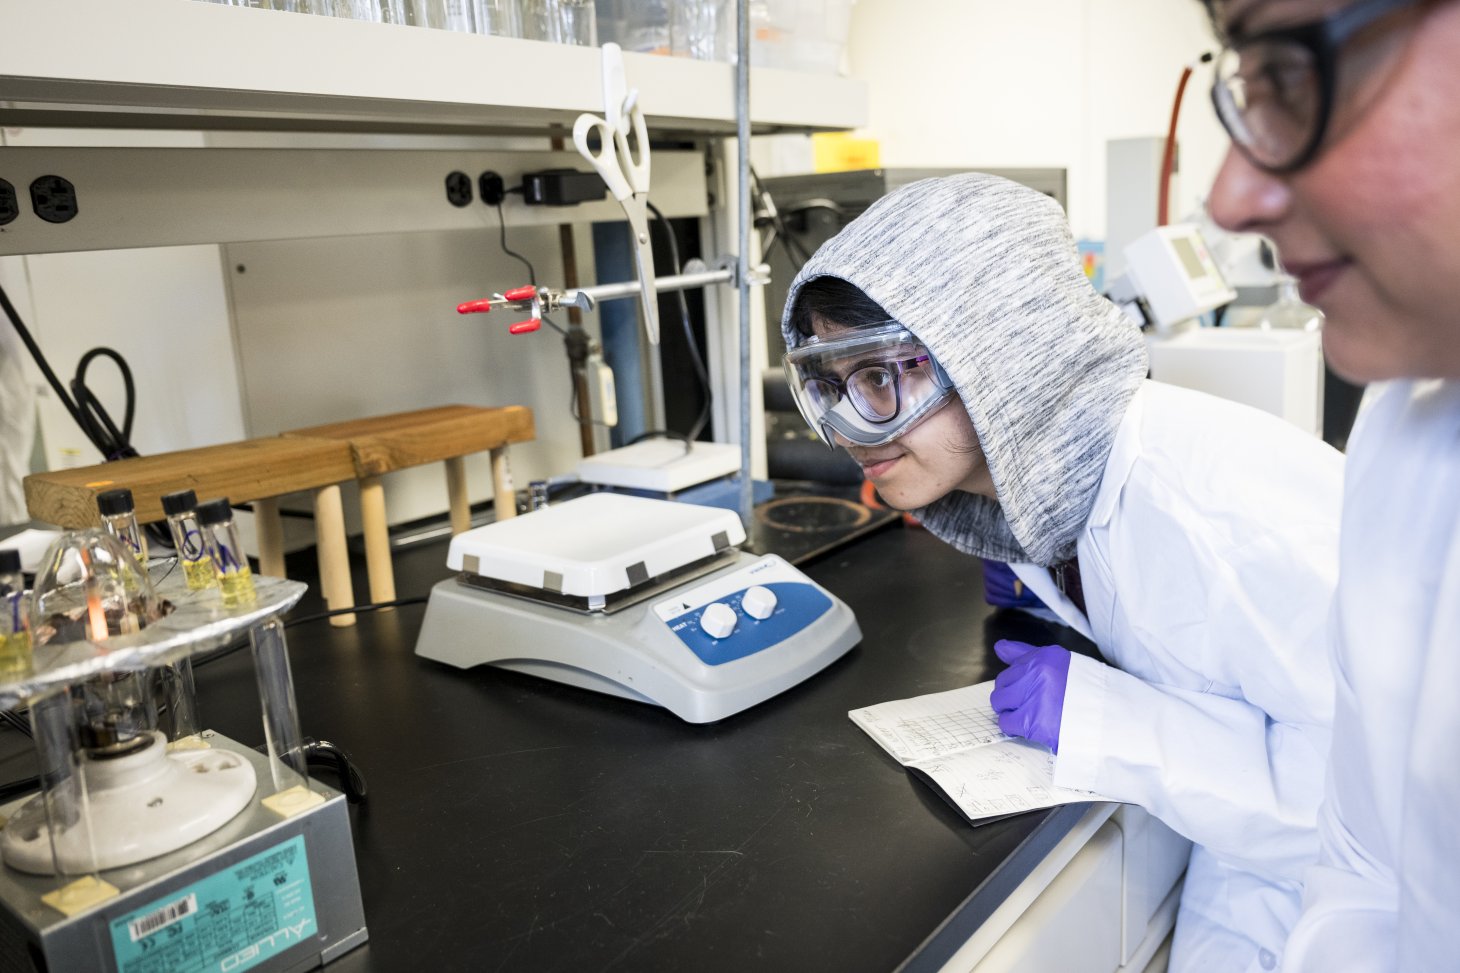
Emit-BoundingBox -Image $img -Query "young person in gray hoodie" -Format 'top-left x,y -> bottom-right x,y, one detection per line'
780,173 -> 1342,973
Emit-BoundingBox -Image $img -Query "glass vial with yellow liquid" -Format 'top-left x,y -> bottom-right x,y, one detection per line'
97,487 -> 149,566
162,489 -> 216,591
0,549 -> 31,679
195,498 -> 257,608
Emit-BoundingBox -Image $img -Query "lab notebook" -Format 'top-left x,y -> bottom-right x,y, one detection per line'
850,681 -> 1113,824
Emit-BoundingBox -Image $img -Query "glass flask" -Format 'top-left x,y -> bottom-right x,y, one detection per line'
1257,275 -> 1324,333
28,528 -> 161,646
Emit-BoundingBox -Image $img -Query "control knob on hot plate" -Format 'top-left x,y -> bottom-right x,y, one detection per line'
742,585 -> 777,620
701,602 -> 737,639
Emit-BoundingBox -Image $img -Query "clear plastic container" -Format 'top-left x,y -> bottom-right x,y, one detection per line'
1258,275 -> 1324,333
749,0 -> 790,68
749,0 -> 855,72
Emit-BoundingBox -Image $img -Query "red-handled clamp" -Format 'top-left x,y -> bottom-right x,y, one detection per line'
508,319 -> 542,334
456,284 -> 537,316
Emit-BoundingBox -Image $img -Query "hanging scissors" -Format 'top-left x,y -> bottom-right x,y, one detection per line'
573,44 -> 660,345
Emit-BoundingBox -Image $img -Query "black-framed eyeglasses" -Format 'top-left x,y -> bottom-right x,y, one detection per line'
1211,0 -> 1428,173
803,356 -> 933,425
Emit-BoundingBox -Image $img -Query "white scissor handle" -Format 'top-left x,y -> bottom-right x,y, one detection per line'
573,113 -> 632,202
601,42 -> 628,134
614,103 -> 651,196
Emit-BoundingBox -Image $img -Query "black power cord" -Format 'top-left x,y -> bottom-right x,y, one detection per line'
492,192 -> 567,338
645,200 -> 713,445
256,737 -> 368,804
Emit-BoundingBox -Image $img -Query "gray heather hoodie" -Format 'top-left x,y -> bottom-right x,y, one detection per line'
780,173 -> 1148,566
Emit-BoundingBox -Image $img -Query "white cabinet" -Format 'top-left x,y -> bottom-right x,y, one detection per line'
940,805 -> 1191,973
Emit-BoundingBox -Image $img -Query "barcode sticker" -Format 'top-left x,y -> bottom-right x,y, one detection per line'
127,894 -> 196,942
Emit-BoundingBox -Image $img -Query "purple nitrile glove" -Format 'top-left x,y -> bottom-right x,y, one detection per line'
988,639 -> 1072,753
981,559 -> 1046,610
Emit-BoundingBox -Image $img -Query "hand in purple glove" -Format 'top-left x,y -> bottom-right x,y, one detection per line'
981,560 -> 1046,610
989,639 -> 1072,753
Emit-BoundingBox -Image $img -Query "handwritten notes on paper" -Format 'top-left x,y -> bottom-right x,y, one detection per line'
849,682 -> 1112,823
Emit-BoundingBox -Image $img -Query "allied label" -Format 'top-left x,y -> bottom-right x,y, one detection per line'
109,835 -> 318,973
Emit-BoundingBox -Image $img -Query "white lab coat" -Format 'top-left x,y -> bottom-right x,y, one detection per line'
1281,379 -> 1460,973
0,312 -> 36,525
1010,381 -> 1343,973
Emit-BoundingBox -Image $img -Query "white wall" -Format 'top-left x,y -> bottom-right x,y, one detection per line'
1,128 -> 245,476
842,0 -> 1227,241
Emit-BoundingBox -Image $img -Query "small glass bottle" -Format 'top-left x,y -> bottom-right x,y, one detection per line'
162,489 -> 216,591
1257,274 -> 1324,333
0,549 -> 32,679
97,487 -> 149,566
528,480 -> 551,511
195,498 -> 257,609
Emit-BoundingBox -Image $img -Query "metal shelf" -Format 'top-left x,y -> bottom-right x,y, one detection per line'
0,0 -> 867,137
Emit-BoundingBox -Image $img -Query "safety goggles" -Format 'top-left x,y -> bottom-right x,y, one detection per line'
782,322 -> 955,447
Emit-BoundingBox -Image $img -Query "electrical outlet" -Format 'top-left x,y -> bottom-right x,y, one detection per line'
444,170 -> 472,208
30,174 -> 78,224
0,179 -> 17,225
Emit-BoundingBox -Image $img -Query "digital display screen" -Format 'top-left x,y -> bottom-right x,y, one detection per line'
1171,235 -> 1209,281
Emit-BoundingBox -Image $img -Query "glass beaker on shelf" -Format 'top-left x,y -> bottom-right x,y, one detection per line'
475,0 -> 522,35
523,0 -> 597,45
325,0 -> 414,22
671,0 -> 732,61
414,0 -> 476,31
598,0 -> 667,54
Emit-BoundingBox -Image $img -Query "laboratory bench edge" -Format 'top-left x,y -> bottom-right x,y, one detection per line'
190,522 -> 1113,973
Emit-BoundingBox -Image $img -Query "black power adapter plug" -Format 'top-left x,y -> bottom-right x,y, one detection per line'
479,170 -> 506,207
521,169 -> 607,207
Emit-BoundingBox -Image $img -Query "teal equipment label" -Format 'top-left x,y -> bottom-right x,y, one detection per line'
109,834 -> 317,973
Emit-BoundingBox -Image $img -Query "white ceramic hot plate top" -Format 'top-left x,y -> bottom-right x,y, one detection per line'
445,493 -> 746,598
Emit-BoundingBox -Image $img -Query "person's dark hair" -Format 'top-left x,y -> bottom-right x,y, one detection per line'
790,275 -> 896,337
